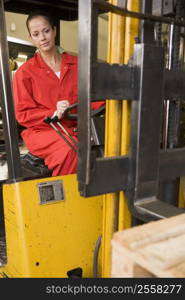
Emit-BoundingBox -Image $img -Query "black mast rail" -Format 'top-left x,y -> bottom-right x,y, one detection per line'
0,0 -> 22,181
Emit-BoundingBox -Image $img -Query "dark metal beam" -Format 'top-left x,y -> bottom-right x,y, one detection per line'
0,0 -> 22,180
91,63 -> 136,100
93,0 -> 185,27
140,0 -> 155,44
78,0 -> 98,185
127,44 -> 164,202
159,148 -> 185,180
79,156 -> 129,197
4,0 -> 78,20
134,197 -> 184,222
84,62 -> 185,102
6,0 -> 78,11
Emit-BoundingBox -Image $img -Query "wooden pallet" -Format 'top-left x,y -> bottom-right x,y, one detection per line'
111,213 -> 185,277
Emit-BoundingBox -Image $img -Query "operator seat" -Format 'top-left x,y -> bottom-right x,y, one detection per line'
20,104 -> 105,178
20,152 -> 52,178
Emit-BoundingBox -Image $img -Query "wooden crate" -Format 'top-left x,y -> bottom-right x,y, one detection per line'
111,213 -> 185,277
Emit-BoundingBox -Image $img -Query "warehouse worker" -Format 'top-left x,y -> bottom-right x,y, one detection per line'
13,10 -> 103,176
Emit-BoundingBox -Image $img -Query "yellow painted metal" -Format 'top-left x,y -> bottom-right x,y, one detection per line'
101,0 -> 140,277
118,0 -> 140,230
0,174 -> 102,278
101,0 -> 126,278
179,178 -> 185,208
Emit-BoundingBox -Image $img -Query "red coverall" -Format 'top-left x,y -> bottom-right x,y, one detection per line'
13,52 -> 103,176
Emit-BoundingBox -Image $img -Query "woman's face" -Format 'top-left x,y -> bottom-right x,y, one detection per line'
28,16 -> 56,53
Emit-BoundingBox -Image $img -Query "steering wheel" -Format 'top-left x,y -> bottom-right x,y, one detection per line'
62,102 -> 105,120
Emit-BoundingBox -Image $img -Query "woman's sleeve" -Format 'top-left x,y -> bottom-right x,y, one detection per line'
13,70 -> 54,128
91,101 -> 105,110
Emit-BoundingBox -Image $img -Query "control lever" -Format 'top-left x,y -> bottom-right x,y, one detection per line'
44,116 -> 77,153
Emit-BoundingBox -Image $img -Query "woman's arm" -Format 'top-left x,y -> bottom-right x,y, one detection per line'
13,70 -> 54,128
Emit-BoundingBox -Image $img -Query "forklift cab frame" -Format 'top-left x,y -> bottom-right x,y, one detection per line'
1,0 -> 185,278
0,0 -> 104,278
0,0 -> 78,182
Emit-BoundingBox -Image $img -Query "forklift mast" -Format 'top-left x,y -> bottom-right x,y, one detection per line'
0,0 -> 185,278
77,0 -> 185,219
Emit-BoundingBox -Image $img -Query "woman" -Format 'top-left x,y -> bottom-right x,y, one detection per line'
13,11 -> 103,176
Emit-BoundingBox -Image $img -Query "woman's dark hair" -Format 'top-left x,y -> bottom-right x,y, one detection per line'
26,10 -> 55,35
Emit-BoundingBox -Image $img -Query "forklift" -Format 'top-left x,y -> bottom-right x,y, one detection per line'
0,0 -> 104,278
0,0 -> 185,278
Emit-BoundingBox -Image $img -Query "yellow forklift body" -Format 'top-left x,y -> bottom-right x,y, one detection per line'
0,174 -> 103,278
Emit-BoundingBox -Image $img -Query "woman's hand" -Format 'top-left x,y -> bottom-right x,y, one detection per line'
55,100 -> 70,119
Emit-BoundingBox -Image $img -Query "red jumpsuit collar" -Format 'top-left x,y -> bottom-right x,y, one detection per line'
33,52 -> 76,69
